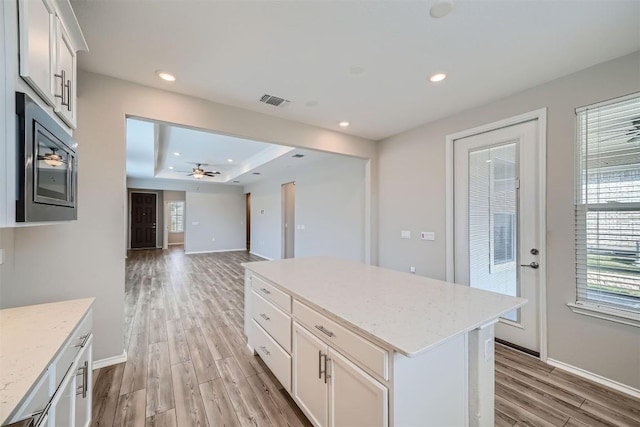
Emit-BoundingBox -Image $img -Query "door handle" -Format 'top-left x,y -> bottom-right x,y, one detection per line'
520,262 -> 539,269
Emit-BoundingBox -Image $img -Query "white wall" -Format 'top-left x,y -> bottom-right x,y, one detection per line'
378,52 -> 640,389
246,155 -> 366,261
2,70 -> 376,362
185,189 -> 245,253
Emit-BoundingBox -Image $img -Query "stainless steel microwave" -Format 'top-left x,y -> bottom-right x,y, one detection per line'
16,92 -> 78,222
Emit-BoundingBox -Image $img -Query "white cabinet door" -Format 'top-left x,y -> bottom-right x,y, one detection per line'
328,348 -> 388,427
18,0 -> 56,106
74,335 -> 92,427
49,361 -> 76,427
292,323 -> 328,427
53,19 -> 77,128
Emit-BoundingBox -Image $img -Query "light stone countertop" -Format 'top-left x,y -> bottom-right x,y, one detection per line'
243,257 -> 526,357
0,298 -> 94,424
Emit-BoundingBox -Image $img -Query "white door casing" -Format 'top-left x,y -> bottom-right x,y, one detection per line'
446,109 -> 547,357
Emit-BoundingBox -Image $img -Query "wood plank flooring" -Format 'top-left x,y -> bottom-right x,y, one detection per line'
91,247 -> 640,427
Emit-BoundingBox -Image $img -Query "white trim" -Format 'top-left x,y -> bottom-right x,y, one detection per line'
184,248 -> 247,255
575,91 -> 640,113
567,302 -> 640,328
93,350 -> 128,369
445,108 -> 548,361
168,242 -> 184,246
547,358 -> 640,400
249,251 -> 272,260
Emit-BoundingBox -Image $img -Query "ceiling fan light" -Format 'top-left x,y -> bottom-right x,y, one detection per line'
193,173 -> 204,179
44,154 -> 63,167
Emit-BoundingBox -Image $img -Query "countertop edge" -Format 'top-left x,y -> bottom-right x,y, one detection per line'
243,263 -> 525,357
0,297 -> 95,425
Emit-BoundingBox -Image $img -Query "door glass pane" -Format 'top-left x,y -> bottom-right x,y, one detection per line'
468,142 -> 519,321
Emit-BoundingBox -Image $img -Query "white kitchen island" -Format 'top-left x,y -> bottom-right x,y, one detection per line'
243,257 -> 526,427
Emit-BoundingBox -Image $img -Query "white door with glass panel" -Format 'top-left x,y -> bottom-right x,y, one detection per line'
454,121 -> 541,352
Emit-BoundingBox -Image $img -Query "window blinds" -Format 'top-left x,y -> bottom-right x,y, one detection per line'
575,93 -> 640,312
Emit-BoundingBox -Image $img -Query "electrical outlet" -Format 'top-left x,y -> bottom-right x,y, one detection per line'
401,230 -> 411,239
0,249 -> 4,265
410,266 -> 416,274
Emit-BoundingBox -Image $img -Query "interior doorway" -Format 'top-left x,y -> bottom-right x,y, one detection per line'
130,192 -> 158,249
282,182 -> 295,259
246,193 -> 251,252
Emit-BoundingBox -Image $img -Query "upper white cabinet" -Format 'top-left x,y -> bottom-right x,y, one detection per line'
17,0 -> 56,107
17,0 -> 87,129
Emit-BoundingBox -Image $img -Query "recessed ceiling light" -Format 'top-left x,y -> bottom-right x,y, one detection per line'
227,159 -> 233,163
173,152 -> 181,156
339,121 -> 350,127
429,0 -> 454,18
156,70 -> 176,82
429,73 -> 447,83
169,166 -> 174,169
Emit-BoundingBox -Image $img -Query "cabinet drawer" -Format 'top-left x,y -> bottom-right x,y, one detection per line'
250,319 -> 292,392
251,275 -> 291,312
251,290 -> 292,353
52,309 -> 92,387
293,300 -> 389,381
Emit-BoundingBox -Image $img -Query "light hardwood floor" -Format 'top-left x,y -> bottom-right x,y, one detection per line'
91,247 -> 640,427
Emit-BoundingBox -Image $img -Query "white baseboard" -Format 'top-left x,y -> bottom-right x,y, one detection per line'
168,242 -> 184,246
93,350 -> 128,370
184,248 -> 247,255
249,251 -> 272,260
547,358 -> 640,399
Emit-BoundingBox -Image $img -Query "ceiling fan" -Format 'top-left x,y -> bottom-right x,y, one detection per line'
187,163 -> 221,179
38,147 -> 65,167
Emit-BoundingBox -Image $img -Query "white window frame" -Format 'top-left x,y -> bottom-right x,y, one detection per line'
169,201 -> 185,233
570,92 -> 640,328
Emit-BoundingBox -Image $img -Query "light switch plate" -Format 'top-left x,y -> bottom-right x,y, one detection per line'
420,231 -> 435,241
0,249 -> 4,265
401,230 -> 411,239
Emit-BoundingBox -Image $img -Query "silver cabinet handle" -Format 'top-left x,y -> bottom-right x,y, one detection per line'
260,345 -> 270,356
76,360 -> 88,398
520,262 -> 539,269
319,351 -> 327,382
324,355 -> 330,384
318,350 -> 322,379
259,287 -> 271,295
75,333 -> 90,348
65,79 -> 72,111
315,325 -> 335,337
54,69 -> 67,105
260,313 -> 270,321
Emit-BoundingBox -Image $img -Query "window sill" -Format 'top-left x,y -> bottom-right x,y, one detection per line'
567,302 -> 640,328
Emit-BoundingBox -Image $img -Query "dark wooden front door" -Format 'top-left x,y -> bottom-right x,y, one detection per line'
131,192 -> 157,249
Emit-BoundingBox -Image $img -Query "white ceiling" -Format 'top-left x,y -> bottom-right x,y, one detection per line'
126,118 -> 332,185
73,0 -> 640,141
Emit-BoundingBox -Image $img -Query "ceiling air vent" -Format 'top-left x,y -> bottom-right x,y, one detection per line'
259,94 -> 290,107
292,154 -> 305,158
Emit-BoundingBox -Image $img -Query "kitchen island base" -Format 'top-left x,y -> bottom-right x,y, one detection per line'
243,257 -> 524,427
